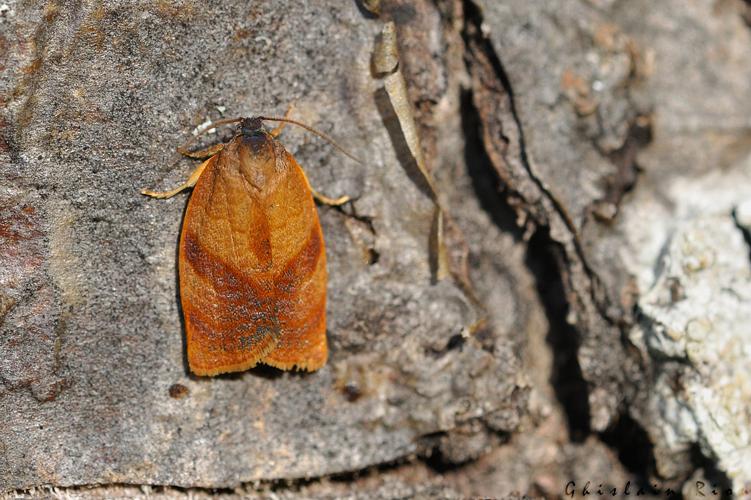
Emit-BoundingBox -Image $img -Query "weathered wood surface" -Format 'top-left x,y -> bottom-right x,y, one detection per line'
2,0 -> 750,497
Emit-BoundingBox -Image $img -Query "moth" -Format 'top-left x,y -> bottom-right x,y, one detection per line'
142,112 -> 355,376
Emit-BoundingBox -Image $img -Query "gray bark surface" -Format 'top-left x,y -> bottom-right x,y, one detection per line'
2,0 -> 750,497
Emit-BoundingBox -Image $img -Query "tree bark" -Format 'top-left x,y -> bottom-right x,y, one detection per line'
2,0 -> 750,497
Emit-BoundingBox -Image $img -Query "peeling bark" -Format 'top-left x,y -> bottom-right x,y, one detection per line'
3,0 -> 751,497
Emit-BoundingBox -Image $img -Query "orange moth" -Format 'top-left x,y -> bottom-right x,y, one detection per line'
142,113 -> 355,376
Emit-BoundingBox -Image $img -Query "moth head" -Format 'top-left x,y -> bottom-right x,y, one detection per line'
240,117 -> 266,136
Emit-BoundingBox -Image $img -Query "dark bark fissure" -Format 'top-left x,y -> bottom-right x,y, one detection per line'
599,413 -> 658,493
418,425 -> 510,473
731,207 -> 751,264
457,82 -> 593,440
460,0 -> 618,328
12,482 -> 239,498
689,444 -> 734,500
459,89 -> 522,240
458,0 -> 664,484
525,229 -> 591,441
459,0 -> 593,441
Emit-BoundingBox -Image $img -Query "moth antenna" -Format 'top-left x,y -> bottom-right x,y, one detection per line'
178,117 -> 244,155
258,116 -> 362,164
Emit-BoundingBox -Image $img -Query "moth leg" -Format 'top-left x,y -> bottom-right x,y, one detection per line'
141,157 -> 212,199
269,104 -> 296,138
178,142 -> 224,160
311,188 -> 350,206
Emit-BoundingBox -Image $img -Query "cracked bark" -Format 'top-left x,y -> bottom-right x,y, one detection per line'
2,0 -> 751,497
462,0 -> 642,432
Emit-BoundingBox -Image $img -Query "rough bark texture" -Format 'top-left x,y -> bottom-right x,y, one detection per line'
2,0 -> 750,497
